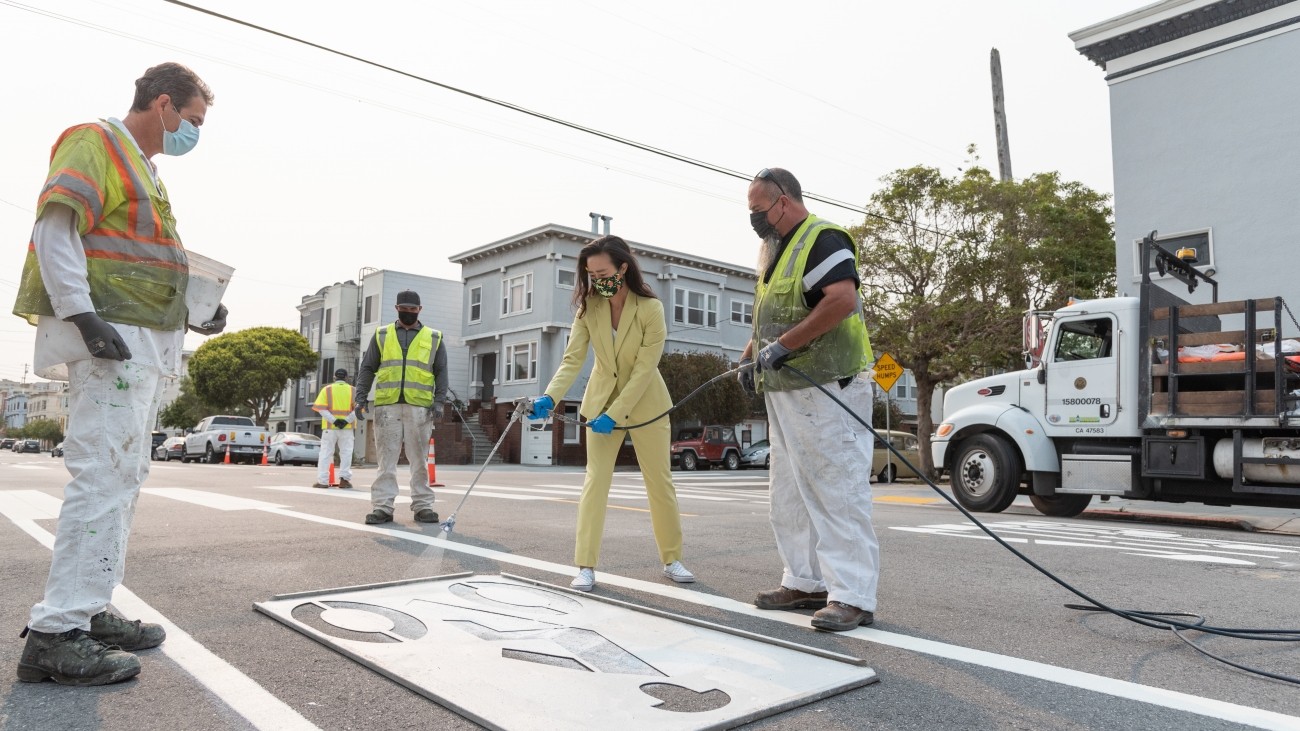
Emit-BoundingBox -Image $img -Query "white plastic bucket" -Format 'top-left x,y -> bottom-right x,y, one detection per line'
185,251 -> 234,328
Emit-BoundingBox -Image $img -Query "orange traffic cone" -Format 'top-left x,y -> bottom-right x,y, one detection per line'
328,461 -> 337,487
427,437 -> 444,487
260,443 -> 268,466
223,445 -> 231,465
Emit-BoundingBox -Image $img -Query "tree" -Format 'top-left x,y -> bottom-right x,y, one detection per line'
853,164 -> 1113,476
24,419 -> 63,446
187,327 -> 317,426
158,376 -> 251,430
659,351 -> 750,433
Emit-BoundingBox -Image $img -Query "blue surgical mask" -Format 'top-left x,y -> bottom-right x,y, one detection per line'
160,106 -> 200,156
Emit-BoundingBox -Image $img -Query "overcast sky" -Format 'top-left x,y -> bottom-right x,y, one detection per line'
0,0 -> 1141,383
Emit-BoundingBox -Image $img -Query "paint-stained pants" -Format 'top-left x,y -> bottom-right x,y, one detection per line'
575,416 -> 683,567
370,404 -> 435,514
317,429 -> 355,483
29,359 -> 166,632
766,374 -> 880,613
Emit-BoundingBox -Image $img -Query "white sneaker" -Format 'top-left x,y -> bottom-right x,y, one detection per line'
662,561 -> 696,583
570,567 -> 595,592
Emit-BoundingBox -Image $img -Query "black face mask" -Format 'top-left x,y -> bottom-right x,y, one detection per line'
750,210 -> 777,239
397,311 -> 418,326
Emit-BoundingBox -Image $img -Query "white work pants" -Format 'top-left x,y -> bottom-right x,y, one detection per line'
765,374 -> 880,612
30,358 -> 165,632
370,404 -> 435,514
317,429 -> 355,483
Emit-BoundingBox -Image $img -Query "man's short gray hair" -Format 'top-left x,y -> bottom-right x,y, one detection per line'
753,167 -> 803,203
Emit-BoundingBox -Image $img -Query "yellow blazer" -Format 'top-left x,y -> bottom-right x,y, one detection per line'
544,292 -> 673,425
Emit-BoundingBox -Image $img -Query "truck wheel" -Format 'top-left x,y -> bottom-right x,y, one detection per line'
205,444 -> 220,464
950,434 -> 1020,513
1029,493 -> 1091,518
682,452 -> 699,471
724,451 -> 740,470
879,464 -> 897,484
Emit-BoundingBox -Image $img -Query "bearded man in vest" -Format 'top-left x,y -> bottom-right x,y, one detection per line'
354,290 -> 448,525
738,167 -> 880,632
11,63 -> 226,685
312,368 -> 357,489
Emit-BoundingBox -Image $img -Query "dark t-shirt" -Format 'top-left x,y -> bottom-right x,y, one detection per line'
762,217 -> 860,308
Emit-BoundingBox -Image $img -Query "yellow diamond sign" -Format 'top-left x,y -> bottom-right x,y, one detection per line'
873,353 -> 902,392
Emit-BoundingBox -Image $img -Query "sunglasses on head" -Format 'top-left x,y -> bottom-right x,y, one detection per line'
756,168 -> 787,198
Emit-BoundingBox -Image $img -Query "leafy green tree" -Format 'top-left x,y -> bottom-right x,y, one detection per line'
158,376 -> 251,430
853,164 -> 1113,476
659,351 -> 750,432
24,419 -> 63,446
187,327 -> 317,426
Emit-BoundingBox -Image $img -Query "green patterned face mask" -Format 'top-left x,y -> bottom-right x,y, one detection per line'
592,274 -> 623,298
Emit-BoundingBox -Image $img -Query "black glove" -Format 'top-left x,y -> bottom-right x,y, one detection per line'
333,418 -> 349,429
757,340 -> 794,372
354,400 -> 367,419
738,357 -> 756,396
68,312 -> 131,360
189,303 -> 228,336
427,403 -> 444,423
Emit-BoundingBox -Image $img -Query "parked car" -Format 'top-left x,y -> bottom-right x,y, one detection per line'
740,439 -> 770,469
873,430 -> 921,483
50,442 -> 64,458
671,425 -> 742,471
0,438 -> 14,450
16,439 -> 41,454
267,432 -> 321,466
184,415 -> 269,464
151,430 -> 168,454
154,436 -> 186,461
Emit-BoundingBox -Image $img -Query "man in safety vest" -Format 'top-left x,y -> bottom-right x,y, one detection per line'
312,368 -> 356,489
354,290 -> 448,525
738,167 -> 880,632
11,63 -> 226,686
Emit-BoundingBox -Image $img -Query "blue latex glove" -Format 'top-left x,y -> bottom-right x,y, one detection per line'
529,395 -> 554,420
757,339 -> 794,372
738,357 -> 756,396
589,413 -> 616,435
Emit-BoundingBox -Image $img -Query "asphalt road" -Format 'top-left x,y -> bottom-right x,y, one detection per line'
1,449 -> 1298,731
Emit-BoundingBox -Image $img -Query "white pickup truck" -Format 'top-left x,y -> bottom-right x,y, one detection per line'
183,415 -> 269,464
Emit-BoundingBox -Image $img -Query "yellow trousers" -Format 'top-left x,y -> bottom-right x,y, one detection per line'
575,417 -> 683,567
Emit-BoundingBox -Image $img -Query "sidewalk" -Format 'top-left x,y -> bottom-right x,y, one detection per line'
888,479 -> 1300,537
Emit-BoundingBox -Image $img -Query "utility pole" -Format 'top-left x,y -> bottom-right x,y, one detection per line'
990,48 -> 1013,182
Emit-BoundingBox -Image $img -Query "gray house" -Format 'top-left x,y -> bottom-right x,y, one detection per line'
1071,0 -> 1300,301
449,223 -> 762,463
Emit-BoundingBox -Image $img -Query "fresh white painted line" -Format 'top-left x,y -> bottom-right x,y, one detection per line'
141,488 -> 291,511
0,491 -> 319,731
890,527 -> 1029,543
135,490 -> 1300,731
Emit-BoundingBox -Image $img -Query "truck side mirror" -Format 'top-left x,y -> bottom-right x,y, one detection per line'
1037,366 -> 1046,385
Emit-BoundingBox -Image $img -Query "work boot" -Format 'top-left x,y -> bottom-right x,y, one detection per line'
338,478 -> 353,489
311,482 -> 330,489
364,509 -> 392,525
17,628 -> 140,686
88,610 -> 165,651
811,601 -> 875,632
754,587 -> 829,610
414,509 -> 440,524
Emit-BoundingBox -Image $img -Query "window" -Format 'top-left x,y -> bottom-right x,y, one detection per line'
730,300 -> 753,325
298,379 -> 307,398
364,295 -> 375,324
563,405 -> 581,444
469,286 -> 482,323
1054,317 -> 1113,362
557,268 -> 576,289
673,288 -> 718,328
1133,229 -> 1213,281
324,308 -> 333,334
504,341 -> 538,383
309,322 -> 320,350
321,357 -> 335,385
502,274 -> 533,316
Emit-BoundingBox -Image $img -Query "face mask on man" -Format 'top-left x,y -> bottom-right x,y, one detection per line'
592,274 -> 623,298
160,105 -> 200,156
397,311 -> 419,326
750,198 -> 781,239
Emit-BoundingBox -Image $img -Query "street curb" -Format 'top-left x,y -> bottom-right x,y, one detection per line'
1005,505 -> 1300,536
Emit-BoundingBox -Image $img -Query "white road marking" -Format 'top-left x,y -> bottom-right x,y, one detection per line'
0,490 -> 319,731
138,487 -> 1300,731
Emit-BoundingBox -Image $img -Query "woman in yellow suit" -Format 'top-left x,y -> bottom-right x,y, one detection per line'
530,236 -> 695,592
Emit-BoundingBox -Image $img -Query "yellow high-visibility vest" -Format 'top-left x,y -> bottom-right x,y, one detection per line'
373,324 -> 441,407
314,381 -> 355,429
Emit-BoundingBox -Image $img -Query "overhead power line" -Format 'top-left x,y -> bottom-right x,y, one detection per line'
163,0 -> 947,236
